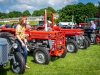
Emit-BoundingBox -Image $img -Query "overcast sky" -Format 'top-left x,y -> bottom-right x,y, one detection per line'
0,0 -> 99,14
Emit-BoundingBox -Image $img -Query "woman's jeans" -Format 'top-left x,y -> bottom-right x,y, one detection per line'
15,39 -> 28,65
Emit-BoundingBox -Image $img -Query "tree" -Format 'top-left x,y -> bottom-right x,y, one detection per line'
8,11 -> 15,18
32,10 -> 40,16
23,10 -> 31,16
85,2 -> 97,18
8,11 -> 22,18
58,2 -> 97,24
32,7 -> 57,16
95,1 -> 100,18
47,6 -> 57,13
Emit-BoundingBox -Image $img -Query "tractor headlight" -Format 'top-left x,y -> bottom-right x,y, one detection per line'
12,43 -> 18,49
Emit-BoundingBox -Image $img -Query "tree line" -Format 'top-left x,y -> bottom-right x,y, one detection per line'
0,2 -> 100,24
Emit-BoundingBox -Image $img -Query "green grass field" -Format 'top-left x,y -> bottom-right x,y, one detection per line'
0,44 -> 100,75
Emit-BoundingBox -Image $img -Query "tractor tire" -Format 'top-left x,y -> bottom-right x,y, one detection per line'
84,36 -> 91,47
94,38 -> 98,44
79,39 -> 88,49
10,52 -> 25,74
33,47 -> 50,64
91,38 -> 98,44
0,32 -> 15,54
59,47 -> 67,58
66,40 -> 78,53
0,65 -> 3,68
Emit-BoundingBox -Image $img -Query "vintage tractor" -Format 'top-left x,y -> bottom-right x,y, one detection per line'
0,33 -> 25,74
43,11 -> 88,53
0,24 -> 67,65
79,22 -> 97,44
25,29 -> 67,64
59,28 -> 88,49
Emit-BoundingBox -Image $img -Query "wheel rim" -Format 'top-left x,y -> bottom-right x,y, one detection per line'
91,38 -> 95,44
67,43 -> 75,52
11,60 -> 20,73
35,51 -> 46,64
78,40 -> 84,48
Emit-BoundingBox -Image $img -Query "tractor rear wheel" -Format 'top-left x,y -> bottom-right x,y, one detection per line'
10,52 -> 25,74
78,39 -> 88,49
33,47 -> 50,64
84,36 -> 91,47
94,38 -> 98,44
0,32 -> 15,54
91,38 -> 98,44
66,40 -> 78,53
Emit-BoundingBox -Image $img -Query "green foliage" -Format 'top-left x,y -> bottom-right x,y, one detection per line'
32,10 -> 40,16
85,2 -> 97,18
32,6 -> 57,18
23,10 -> 31,16
8,11 -> 22,18
95,1 -> 100,18
0,12 -> 8,19
58,2 -> 97,24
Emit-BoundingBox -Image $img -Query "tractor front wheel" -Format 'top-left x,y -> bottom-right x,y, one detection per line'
66,40 -> 78,53
84,36 -> 91,47
91,38 -> 98,44
33,47 -> 50,64
78,39 -> 88,49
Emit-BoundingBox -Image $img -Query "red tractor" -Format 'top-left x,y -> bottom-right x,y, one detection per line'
42,11 -> 88,53
0,24 -> 67,65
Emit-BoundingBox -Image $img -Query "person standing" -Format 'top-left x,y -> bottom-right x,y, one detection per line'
90,21 -> 96,29
90,20 -> 96,40
26,21 -> 31,29
15,16 -> 30,69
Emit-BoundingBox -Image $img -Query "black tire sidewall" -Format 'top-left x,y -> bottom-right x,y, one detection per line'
10,52 -> 25,74
33,47 -> 50,64
66,40 -> 78,53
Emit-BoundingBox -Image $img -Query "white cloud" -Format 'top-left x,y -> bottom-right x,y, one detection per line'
9,4 -> 36,10
0,0 -> 3,1
0,0 -> 15,5
15,0 -> 78,9
0,0 -> 8,2
0,0 -> 78,13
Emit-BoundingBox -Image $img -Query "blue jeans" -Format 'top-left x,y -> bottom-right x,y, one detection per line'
15,39 -> 28,65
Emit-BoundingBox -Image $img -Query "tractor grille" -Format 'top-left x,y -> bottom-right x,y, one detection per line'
2,44 -> 8,63
0,44 -> 8,65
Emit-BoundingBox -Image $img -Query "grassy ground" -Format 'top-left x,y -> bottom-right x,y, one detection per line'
0,44 -> 100,75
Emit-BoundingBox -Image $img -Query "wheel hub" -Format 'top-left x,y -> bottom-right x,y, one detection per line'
36,52 -> 45,64
67,43 -> 75,52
